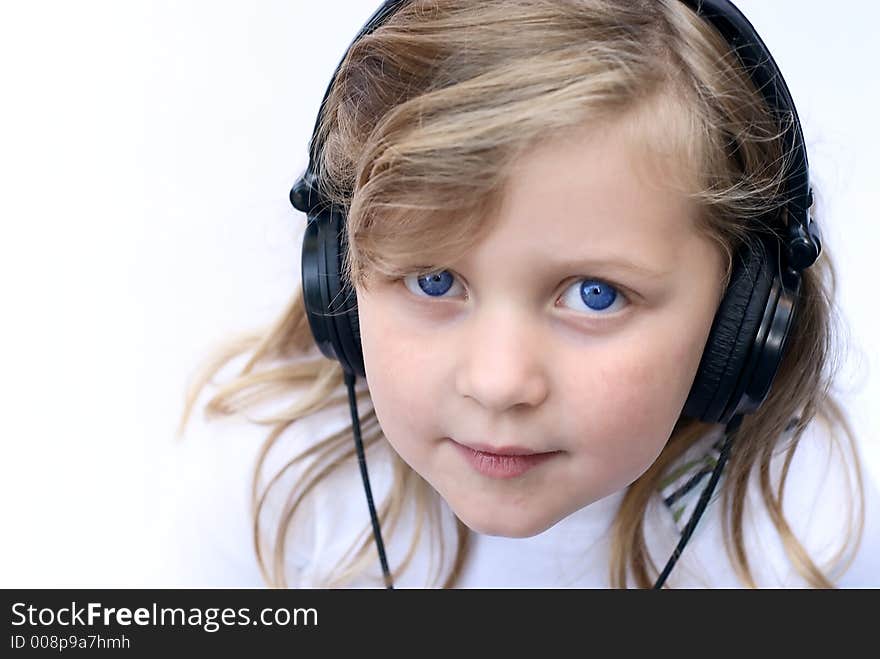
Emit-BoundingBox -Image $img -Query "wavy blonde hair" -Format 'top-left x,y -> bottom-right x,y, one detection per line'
177,0 -> 865,588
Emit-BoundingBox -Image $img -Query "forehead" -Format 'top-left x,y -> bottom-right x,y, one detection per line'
461,119 -> 701,272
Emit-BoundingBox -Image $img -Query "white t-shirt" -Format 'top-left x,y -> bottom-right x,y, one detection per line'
160,399 -> 880,588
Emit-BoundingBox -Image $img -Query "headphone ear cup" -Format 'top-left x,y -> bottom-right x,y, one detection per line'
301,217 -> 335,360
337,235 -> 365,378
301,211 -> 366,377
683,235 -> 776,424
348,290 -> 362,353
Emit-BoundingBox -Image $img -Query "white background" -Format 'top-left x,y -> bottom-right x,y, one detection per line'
1,1 -> 877,587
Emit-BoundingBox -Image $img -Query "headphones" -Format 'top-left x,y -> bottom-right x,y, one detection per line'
289,0 -> 823,588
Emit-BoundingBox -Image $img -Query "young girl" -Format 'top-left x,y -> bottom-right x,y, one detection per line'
177,0 -> 877,588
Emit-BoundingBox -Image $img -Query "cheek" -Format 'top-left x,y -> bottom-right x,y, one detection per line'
560,323 -> 711,473
619,323 -> 710,425
356,292 -> 437,447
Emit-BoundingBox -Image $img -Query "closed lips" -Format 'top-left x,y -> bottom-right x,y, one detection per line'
452,439 -> 557,456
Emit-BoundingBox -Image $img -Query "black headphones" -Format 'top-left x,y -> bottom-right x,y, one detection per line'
289,0 -> 823,589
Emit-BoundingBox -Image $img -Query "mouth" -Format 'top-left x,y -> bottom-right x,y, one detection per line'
452,439 -> 553,456
449,438 -> 561,479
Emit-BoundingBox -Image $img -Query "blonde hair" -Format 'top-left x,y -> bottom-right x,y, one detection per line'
177,0 -> 865,588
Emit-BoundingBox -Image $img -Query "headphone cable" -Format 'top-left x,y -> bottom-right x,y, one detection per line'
652,412 -> 744,589
345,370 -> 395,589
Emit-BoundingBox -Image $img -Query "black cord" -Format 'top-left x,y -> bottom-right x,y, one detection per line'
652,412 -> 744,589
344,371 -> 394,589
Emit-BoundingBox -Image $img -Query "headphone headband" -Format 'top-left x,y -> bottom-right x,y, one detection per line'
291,0 -> 821,271
678,0 -> 820,270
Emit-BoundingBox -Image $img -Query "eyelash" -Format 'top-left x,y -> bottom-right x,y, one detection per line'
398,269 -> 631,318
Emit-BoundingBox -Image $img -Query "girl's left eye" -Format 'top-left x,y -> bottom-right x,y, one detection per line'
401,270 -> 629,316
557,278 -> 629,316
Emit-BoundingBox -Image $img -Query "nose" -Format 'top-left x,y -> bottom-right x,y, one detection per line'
454,307 -> 550,412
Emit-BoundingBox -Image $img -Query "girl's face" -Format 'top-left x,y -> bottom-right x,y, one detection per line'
354,123 -> 726,538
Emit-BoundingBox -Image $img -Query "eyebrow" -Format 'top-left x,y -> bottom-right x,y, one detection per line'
548,255 -> 670,278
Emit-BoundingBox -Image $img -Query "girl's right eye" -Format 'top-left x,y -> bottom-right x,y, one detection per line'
402,270 -> 466,299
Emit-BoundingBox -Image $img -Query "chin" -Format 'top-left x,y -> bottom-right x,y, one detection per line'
453,507 -> 558,539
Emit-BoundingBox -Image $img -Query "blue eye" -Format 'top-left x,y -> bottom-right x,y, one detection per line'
558,279 -> 627,316
403,270 -> 464,298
